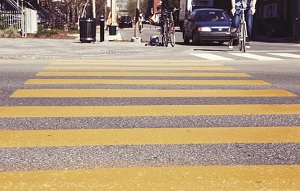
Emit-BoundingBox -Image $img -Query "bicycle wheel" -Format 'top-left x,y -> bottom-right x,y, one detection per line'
170,24 -> 176,47
239,23 -> 246,52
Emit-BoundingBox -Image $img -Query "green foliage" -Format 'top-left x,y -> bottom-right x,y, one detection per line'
0,30 -> 4,37
36,28 -> 59,37
0,20 -> 7,30
67,29 -> 79,34
1,26 -> 21,38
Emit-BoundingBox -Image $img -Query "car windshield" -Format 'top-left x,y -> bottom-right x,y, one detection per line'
196,11 -> 228,22
121,17 -> 129,21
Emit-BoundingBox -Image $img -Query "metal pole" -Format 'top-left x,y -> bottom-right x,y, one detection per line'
21,0 -> 24,37
100,15 -> 105,42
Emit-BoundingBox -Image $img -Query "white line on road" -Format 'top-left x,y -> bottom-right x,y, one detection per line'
268,53 -> 300,59
230,53 -> 283,60
191,53 -> 234,60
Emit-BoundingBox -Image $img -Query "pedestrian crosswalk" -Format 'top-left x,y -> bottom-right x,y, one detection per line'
1,59 -> 300,190
1,165 -> 300,190
2,127 -> 300,148
191,52 -> 300,60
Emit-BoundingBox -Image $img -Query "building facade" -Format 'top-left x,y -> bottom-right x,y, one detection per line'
255,0 -> 300,40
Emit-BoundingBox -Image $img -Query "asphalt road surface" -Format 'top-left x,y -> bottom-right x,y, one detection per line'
1,34 -> 300,190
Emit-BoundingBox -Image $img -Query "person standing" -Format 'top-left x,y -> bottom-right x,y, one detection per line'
229,0 -> 257,49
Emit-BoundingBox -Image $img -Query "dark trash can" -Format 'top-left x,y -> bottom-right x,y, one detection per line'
80,18 -> 96,43
109,25 -> 117,35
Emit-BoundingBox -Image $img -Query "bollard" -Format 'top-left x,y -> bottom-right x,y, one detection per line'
100,15 -> 105,42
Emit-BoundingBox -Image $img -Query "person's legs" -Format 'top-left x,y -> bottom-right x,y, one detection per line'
228,7 -> 241,49
245,9 -> 253,48
230,12 -> 240,33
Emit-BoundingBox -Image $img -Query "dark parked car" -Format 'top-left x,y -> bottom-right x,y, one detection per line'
182,8 -> 238,45
119,16 -> 133,28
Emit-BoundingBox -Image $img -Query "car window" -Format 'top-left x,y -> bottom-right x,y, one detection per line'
189,11 -> 196,20
121,16 -> 130,22
195,10 -> 228,22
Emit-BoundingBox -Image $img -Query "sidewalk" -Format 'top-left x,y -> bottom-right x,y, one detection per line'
0,26 -> 149,59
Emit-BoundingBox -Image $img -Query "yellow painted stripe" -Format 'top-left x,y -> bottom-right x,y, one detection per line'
10,89 -> 296,98
44,66 -> 236,71
1,165 -> 300,190
52,59 -> 214,64
1,127 -> 300,148
36,72 -> 251,77
1,104 -> 300,118
51,63 -> 222,66
25,79 -> 269,85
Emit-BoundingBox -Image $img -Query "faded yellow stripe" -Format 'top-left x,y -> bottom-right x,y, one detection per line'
44,66 -> 236,71
1,104 -> 300,118
10,89 -> 296,98
36,72 -> 251,77
1,165 -> 300,191
1,127 -> 300,148
51,63 -> 221,66
52,59 -> 214,64
25,79 -> 269,85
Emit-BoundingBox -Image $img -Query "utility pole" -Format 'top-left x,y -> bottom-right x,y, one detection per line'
111,0 -> 116,25
92,0 -> 96,18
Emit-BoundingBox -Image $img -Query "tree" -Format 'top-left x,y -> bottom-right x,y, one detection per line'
63,0 -> 106,28
126,0 -> 148,17
166,0 -> 179,9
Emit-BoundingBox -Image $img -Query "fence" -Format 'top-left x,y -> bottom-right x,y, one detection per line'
0,10 -> 21,30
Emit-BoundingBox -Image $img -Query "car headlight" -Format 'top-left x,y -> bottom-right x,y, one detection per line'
198,27 -> 211,32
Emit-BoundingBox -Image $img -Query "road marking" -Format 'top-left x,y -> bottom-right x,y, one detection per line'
1,126 -> 300,148
230,53 -> 283,60
44,66 -> 236,71
51,62 -> 220,66
1,165 -> 300,190
1,104 -> 300,118
25,79 -> 269,85
268,53 -> 300,59
11,89 -> 295,98
52,60 -> 215,64
36,72 -> 251,77
191,53 -> 234,60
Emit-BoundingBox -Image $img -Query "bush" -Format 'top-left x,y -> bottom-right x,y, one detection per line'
35,28 -> 59,37
1,26 -> 21,38
0,21 -> 7,30
0,30 -> 4,37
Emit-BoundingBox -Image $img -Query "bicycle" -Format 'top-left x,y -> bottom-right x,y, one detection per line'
238,5 -> 248,52
161,10 -> 175,47
228,2 -> 248,52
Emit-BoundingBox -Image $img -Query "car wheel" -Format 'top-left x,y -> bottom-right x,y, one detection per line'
192,32 -> 198,45
233,40 -> 239,46
183,32 -> 189,44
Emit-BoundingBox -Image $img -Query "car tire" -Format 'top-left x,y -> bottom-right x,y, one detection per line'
192,32 -> 198,45
183,32 -> 189,44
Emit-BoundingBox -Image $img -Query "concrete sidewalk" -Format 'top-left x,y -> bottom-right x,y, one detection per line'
0,26 -> 150,60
